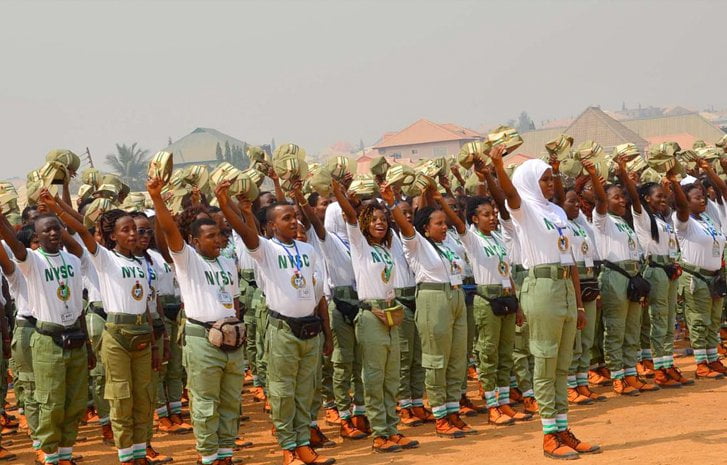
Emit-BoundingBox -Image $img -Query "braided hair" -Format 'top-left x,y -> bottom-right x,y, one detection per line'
638,182 -> 661,243
98,209 -> 131,250
465,196 -> 494,225
357,202 -> 392,248
413,206 -> 446,256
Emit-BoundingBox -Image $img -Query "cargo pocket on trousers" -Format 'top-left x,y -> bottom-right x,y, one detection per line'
104,381 -> 131,401
529,339 -> 558,359
34,389 -> 50,404
421,353 -> 444,370
192,399 -> 215,421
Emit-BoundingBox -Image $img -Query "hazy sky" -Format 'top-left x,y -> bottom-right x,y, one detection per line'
2,0 -> 726,178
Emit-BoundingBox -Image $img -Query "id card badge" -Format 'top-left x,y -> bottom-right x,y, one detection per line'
450,274 -> 463,286
297,286 -> 313,300
584,257 -> 594,268
385,288 -> 396,301
61,311 -> 75,324
712,241 -> 721,258
217,289 -> 233,307
559,251 -> 574,266
501,278 -> 512,289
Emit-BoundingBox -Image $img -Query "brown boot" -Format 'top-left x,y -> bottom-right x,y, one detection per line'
637,360 -> 655,378
666,366 -> 694,385
510,387 -> 523,404
624,375 -> 660,392
654,368 -> 681,388
351,415 -> 372,436
467,365 -> 478,381
434,417 -> 464,438
718,343 -> 727,356
613,378 -> 639,396
251,386 -> 266,402
371,437 -> 401,453
295,445 -> 335,465
157,416 -> 183,434
458,395 -> 478,417
35,449 -> 45,465
0,447 -> 16,462
339,419 -> 366,440
597,366 -> 612,381
101,423 -> 115,446
487,407 -> 514,426
709,360 -> 727,374
234,437 -> 253,450
170,413 -> 193,433
282,449 -> 305,465
84,406 -> 100,423
0,413 -> 17,429
324,408 -> 341,426
576,385 -> 606,402
523,396 -> 539,415
146,444 -> 173,464
411,406 -> 435,423
588,369 -> 610,387
499,403 -> 533,421
447,412 -> 477,435
310,425 -> 335,448
18,414 -> 28,430
398,408 -> 422,427
389,433 -> 419,449
558,429 -> 601,454
696,362 -> 724,379
567,387 -> 594,405
543,433 -> 578,460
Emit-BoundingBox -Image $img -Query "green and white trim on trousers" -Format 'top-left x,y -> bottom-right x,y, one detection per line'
643,264 -> 679,369
679,271 -> 724,364
395,290 -> 426,410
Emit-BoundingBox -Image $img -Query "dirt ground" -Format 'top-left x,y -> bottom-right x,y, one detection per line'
4,355 -> 727,465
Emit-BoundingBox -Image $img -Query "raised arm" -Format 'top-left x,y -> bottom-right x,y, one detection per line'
0,237 -> 15,275
616,156 -> 642,214
478,162 -> 510,220
582,160 -> 607,216
331,179 -> 357,225
699,159 -> 727,200
0,212 -> 25,262
667,170 -> 689,223
39,190 -> 98,255
431,185 -> 466,234
486,144 -> 521,210
152,217 -> 173,264
147,177 -> 185,253
381,182 -> 414,237
549,154 -> 565,207
61,229 -> 84,258
290,182 -> 325,240
215,181 -> 259,250
267,167 -> 287,204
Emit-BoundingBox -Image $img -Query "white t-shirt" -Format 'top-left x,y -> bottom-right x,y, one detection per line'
402,231 -> 466,285
3,268 -> 33,319
444,229 -> 474,279
89,246 -> 151,315
632,208 -> 678,259
499,218 -> 523,267
324,201 -> 349,247
246,237 -> 319,318
573,213 -> 600,261
15,248 -> 83,326
593,212 -> 640,263
346,223 -> 396,301
508,202 -> 575,268
233,231 -> 258,275
306,227 -> 356,289
567,218 -> 596,268
674,212 -> 726,271
136,254 -> 161,318
69,234 -> 103,303
171,243 -> 239,322
390,233 -> 416,289
459,228 -> 512,288
148,249 -> 176,297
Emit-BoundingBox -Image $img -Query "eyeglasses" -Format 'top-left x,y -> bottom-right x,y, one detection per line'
137,228 -> 153,236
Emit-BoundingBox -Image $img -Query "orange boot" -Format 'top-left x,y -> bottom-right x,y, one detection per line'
487,407 -> 514,426
351,415 -> 372,436
434,417 -> 464,438
558,429 -> 601,454
567,387 -> 593,405
624,375 -> 660,392
339,419 -> 367,440
636,360 -> 655,378
310,425 -> 335,448
157,416 -> 183,434
666,366 -> 694,385
523,396 -> 539,415
169,413 -> 193,433
398,407 -> 422,427
146,443 -> 173,464
510,387 -> 523,404
282,449 -> 305,465
101,423 -> 115,446
543,433 -> 578,460
654,368 -> 681,388
458,395 -> 478,417
389,433 -> 419,449
411,405 -> 435,423
612,378 -> 639,396
709,359 -> 727,375
695,362 -> 724,379
295,445 -> 336,465
371,436 -> 401,454
447,412 -> 477,435
499,403 -> 533,421
467,365 -> 478,381
324,407 -> 341,426
576,385 -> 606,402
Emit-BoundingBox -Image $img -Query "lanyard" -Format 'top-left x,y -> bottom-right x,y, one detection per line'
202,256 -> 229,290
135,254 -> 154,289
434,242 -> 459,275
333,232 -> 351,257
693,214 -> 719,242
273,238 -> 303,275
568,220 -> 586,238
39,248 -> 70,309
475,230 -> 505,260
609,214 -> 635,238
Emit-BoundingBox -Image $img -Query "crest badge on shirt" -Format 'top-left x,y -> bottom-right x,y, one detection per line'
131,281 -> 145,301
57,283 -> 70,302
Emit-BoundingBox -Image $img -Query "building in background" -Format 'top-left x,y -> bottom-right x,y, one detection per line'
371,118 -> 481,160
162,127 -> 250,170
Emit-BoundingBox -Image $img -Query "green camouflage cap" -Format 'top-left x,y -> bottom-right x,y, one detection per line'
209,162 -> 238,186
0,192 -> 18,213
77,183 -> 94,203
251,159 -> 272,174
625,154 -> 648,173
369,156 -> 390,178
182,164 -> 209,189
273,143 -> 306,162
121,192 -> 147,212
38,160 -> 70,185
695,146 -> 722,161
574,140 -> 603,160
240,168 -> 266,187
148,151 -> 173,184
487,125 -> 523,154
81,168 -> 101,188
647,143 -> 681,173
545,134 -> 574,160
464,172 -> 480,196
458,141 -> 488,170
348,174 -> 379,200
715,135 -> 727,148
84,197 -> 113,228
246,146 -> 267,163
27,169 -> 43,184
308,169 -> 333,197
693,140 -> 707,149
385,164 -> 416,188
5,211 -> 21,227
46,149 -> 80,175
325,155 -> 354,180
560,158 -> 583,178
613,143 -> 641,161
95,182 -> 120,201
230,172 -> 260,201
640,167 -> 663,184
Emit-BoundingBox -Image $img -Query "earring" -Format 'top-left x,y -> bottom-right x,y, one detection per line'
425,231 -> 429,237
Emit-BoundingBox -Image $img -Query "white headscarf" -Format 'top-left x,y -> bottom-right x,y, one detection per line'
510,159 -> 568,226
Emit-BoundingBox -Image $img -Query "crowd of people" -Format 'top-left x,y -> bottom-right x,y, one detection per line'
0,134 -> 726,465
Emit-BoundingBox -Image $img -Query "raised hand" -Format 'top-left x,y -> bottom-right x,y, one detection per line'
485,144 -> 507,166
380,182 -> 395,206
147,177 -> 165,198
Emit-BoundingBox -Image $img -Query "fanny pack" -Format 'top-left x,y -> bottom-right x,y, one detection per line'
683,268 -> 727,299
649,261 -> 682,281
333,297 -> 361,325
485,295 -> 519,316
188,317 -> 246,352
36,321 -> 87,350
361,301 -> 404,328
269,310 -> 322,340
152,319 -> 166,339
603,261 -> 651,303
579,278 -> 600,302
105,321 -> 153,352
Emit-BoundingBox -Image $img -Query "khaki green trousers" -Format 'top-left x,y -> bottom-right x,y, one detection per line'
520,275 -> 577,419
184,325 -> 246,457
330,299 -> 364,415
266,318 -> 320,450
157,317 -> 184,409
680,273 -> 724,351
512,268 -> 533,392
355,309 -> 400,438
473,295 -> 515,393
240,279 -> 258,382
590,302 -> 605,365
644,266 -> 679,359
599,268 -> 642,373
461,300 -> 476,392
31,332 -> 88,453
11,323 -> 38,439
310,340 -> 324,422
396,294 -> 425,402
254,291 -> 268,390
86,311 -> 110,422
414,286 -> 466,419
148,336 -> 165,441
569,298 -> 597,374
101,330 -> 153,450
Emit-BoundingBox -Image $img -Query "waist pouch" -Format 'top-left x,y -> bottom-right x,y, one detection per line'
188,317 -> 246,352
152,319 -> 166,339
481,294 -> 519,316
684,268 -> 727,298
649,261 -> 682,281
163,304 -> 182,321
105,322 -> 153,351
36,325 -> 87,350
396,296 -> 416,313
603,261 -> 651,302
361,302 -> 404,328
579,278 -> 600,302
333,297 -> 361,325
270,311 -> 322,340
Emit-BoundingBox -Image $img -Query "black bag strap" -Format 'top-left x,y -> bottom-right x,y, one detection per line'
602,260 -> 635,280
187,317 -> 213,329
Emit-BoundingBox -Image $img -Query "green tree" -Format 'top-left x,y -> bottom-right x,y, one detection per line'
105,142 -> 150,191
216,142 -> 223,162
224,141 -> 231,162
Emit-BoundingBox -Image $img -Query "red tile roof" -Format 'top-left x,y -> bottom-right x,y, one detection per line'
644,133 -> 698,149
373,119 -> 481,149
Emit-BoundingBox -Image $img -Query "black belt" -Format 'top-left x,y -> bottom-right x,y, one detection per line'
187,317 -> 214,329
16,316 -> 36,328
89,303 -> 108,320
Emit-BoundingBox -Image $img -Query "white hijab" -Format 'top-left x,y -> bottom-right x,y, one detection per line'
511,159 -> 568,226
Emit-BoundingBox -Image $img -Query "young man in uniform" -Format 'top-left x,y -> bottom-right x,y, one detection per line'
148,177 -> 244,465
216,182 -> 335,465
